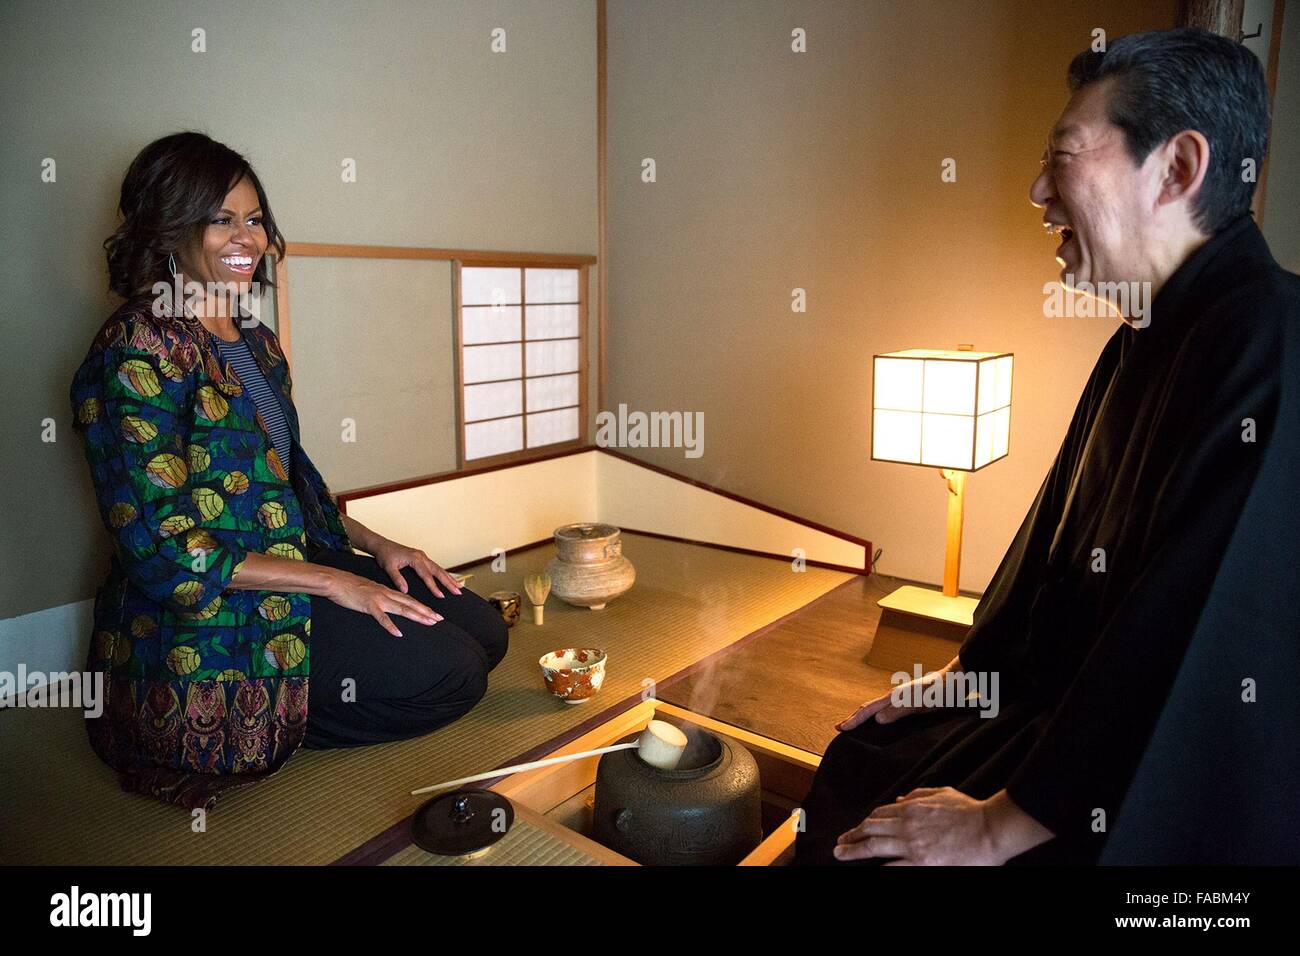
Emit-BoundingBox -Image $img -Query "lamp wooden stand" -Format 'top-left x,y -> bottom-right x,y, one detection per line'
877,468 -> 980,627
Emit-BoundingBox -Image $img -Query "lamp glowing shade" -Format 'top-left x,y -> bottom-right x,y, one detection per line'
872,350 -> 1013,471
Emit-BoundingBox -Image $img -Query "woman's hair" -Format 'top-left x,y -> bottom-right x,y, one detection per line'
103,131 -> 286,300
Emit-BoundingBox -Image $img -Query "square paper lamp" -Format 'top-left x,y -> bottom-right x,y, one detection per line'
872,348 -> 1013,625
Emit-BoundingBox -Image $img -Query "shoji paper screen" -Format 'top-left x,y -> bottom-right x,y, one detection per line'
459,265 -> 584,462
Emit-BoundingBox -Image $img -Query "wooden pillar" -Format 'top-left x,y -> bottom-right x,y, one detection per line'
1177,0 -> 1286,225
596,0 -> 608,415
1177,0 -> 1245,34
273,254 -> 291,363
1252,1 -> 1288,224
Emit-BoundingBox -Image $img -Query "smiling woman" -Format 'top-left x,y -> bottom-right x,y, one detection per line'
103,131 -> 286,306
71,132 -> 508,810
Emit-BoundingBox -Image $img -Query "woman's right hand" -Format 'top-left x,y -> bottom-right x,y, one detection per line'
324,568 -> 442,638
836,656 -> 962,731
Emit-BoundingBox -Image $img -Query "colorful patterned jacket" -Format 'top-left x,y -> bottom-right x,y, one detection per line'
69,294 -> 352,810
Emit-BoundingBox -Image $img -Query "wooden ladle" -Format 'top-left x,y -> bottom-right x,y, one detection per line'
411,719 -> 688,795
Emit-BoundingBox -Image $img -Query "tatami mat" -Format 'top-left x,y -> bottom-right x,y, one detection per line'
0,533 -> 849,865
381,819 -> 600,867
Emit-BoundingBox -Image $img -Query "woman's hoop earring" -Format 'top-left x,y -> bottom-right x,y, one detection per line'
168,253 -> 177,278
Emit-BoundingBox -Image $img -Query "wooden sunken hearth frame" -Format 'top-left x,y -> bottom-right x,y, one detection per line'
490,698 -> 821,866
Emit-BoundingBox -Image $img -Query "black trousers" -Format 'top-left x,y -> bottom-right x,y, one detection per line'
301,548 -> 508,750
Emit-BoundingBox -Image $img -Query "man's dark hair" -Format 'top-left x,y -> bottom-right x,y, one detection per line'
103,131 -> 285,300
1067,27 -> 1270,234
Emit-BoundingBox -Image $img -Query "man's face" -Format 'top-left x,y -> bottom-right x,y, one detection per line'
1030,77 -> 1152,290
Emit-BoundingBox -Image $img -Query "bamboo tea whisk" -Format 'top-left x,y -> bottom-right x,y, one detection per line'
524,572 -> 551,625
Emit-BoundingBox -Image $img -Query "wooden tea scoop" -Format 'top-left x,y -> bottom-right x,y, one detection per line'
411,719 -> 688,795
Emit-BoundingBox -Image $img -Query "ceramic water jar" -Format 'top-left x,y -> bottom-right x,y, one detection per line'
545,523 -> 635,610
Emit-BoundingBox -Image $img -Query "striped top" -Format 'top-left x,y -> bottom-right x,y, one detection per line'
216,334 -> 293,478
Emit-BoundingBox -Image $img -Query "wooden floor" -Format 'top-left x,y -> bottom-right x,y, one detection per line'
661,573 -> 963,755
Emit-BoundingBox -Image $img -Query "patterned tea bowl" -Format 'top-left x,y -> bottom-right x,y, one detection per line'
538,647 -> 607,704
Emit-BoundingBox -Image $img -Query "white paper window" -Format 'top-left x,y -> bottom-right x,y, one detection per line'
525,268 -> 580,304
527,373 -> 579,412
526,339 -> 580,376
463,343 -> 522,384
462,305 -> 521,345
460,268 -> 521,306
465,417 -> 524,460
526,303 -> 580,340
527,407 -> 580,446
464,381 -> 523,422
459,264 -> 585,462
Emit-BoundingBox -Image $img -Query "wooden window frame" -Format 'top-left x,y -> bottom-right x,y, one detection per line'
453,257 -> 591,469
272,242 -> 595,476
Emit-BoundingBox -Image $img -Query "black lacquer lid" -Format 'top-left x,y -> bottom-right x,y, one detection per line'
411,788 -> 515,857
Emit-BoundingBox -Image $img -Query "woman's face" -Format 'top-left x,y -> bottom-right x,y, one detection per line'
177,176 -> 268,294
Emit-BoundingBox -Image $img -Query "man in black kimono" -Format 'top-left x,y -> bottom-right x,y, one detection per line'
796,28 -> 1297,864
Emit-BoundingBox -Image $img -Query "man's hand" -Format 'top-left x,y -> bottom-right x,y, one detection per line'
834,787 -> 1000,865
837,655 -> 962,730
370,539 -> 464,600
833,787 -> 1055,865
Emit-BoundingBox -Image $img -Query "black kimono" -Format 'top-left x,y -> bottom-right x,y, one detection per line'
1103,236 -> 1300,864
796,213 -> 1295,864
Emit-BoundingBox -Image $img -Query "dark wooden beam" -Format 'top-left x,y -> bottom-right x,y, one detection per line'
1177,0 -> 1245,34
1254,0 -> 1288,224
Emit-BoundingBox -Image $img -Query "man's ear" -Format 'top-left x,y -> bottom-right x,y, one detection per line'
1157,129 -> 1211,209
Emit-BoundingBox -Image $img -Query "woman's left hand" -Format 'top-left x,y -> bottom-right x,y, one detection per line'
370,539 -> 463,600
833,787 -> 1002,865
